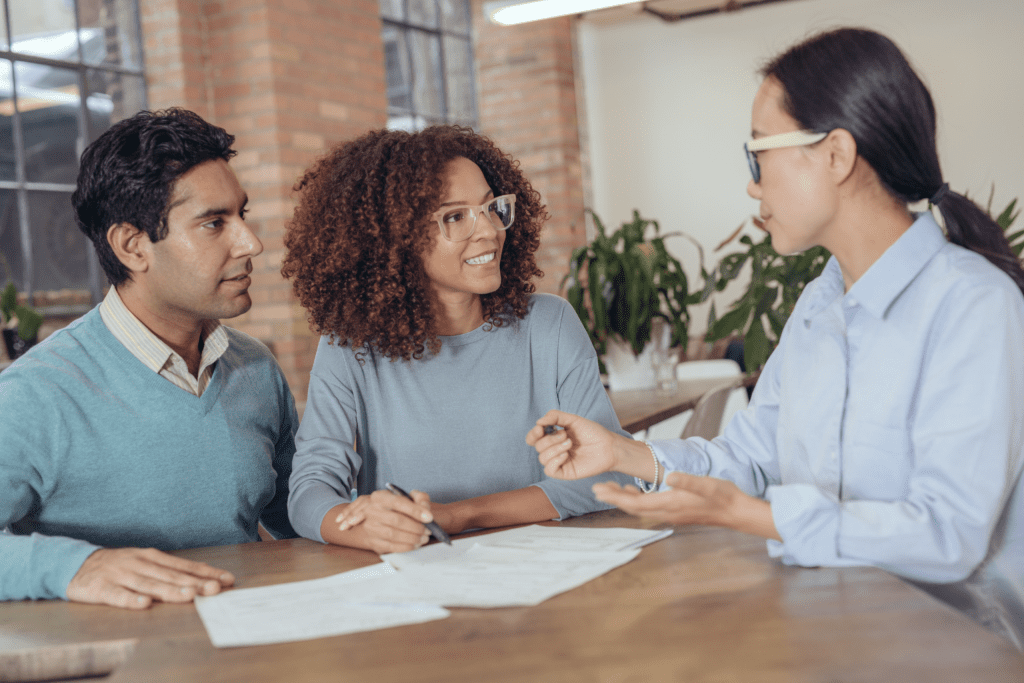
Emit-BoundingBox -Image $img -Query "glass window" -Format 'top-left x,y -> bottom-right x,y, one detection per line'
380,0 -> 477,132
0,0 -> 146,308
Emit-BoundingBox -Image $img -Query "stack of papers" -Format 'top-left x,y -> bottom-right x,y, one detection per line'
195,525 -> 671,648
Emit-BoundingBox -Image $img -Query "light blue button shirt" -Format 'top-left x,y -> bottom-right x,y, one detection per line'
651,212 -> 1024,647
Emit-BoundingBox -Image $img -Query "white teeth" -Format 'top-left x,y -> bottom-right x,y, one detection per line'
466,252 -> 495,265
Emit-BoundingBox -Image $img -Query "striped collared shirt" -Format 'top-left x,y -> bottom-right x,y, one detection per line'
98,287 -> 228,397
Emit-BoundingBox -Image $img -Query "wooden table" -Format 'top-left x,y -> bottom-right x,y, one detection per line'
3,510 -> 1021,682
607,376 -> 741,433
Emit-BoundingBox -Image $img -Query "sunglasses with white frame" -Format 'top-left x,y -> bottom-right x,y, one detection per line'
744,130 -> 829,183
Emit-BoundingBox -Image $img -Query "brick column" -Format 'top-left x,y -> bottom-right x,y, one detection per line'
139,0 -> 388,409
471,6 -> 587,294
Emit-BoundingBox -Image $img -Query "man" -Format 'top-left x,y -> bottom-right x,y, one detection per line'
0,109 -> 297,609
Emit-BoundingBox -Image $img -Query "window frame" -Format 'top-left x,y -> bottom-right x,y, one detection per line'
0,0 -> 147,310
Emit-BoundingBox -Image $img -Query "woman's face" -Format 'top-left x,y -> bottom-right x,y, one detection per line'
746,77 -> 837,255
421,156 -> 506,302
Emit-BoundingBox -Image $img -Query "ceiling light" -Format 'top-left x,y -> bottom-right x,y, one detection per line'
486,0 -> 642,25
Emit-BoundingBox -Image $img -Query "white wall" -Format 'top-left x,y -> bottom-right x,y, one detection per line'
577,0 -> 1024,333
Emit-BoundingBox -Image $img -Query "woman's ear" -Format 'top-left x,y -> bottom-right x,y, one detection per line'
825,128 -> 858,185
107,222 -> 151,274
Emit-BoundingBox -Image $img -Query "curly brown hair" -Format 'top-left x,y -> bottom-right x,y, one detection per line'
281,126 -> 547,361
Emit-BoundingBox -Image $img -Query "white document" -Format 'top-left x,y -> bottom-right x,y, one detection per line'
194,563 -> 449,648
382,525 -> 671,570
346,544 -> 640,608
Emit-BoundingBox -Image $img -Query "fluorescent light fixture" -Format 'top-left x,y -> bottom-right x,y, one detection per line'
487,0 -> 640,25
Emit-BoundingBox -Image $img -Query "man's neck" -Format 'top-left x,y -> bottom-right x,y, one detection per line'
116,284 -> 206,377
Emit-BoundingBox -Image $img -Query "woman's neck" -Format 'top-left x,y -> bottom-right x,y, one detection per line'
825,166 -> 915,292
432,291 -> 485,336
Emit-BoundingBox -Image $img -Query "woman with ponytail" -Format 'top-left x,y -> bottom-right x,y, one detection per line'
528,28 -> 1024,647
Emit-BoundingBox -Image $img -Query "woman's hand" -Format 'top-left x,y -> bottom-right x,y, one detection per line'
592,472 -> 780,540
526,409 -> 658,482
526,410 -> 621,480
327,489 -> 435,554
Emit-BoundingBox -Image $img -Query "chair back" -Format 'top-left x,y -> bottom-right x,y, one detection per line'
675,359 -> 742,381
680,382 -> 737,441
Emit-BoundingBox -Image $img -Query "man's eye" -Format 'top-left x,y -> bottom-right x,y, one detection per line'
202,219 -> 224,230
240,208 -> 249,220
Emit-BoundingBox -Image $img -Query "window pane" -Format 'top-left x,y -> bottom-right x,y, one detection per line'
438,0 -> 469,34
444,37 -> 475,123
78,0 -> 144,69
382,26 -> 412,113
407,0 -> 438,29
0,190 -> 24,288
9,1 -> 79,60
29,191 -> 91,292
16,63 -> 83,184
86,70 -> 145,144
410,32 -> 443,119
0,61 -> 15,182
380,0 -> 403,22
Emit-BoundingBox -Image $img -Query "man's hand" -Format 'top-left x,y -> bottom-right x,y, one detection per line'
592,472 -> 781,540
66,547 -> 235,610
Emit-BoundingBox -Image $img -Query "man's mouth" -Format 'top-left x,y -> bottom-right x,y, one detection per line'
465,252 -> 496,266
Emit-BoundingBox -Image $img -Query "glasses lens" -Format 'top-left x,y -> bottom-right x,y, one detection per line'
440,208 -> 474,241
744,144 -> 760,183
489,196 -> 514,229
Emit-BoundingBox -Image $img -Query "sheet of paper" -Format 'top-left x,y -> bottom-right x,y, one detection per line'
194,563 -> 449,648
343,544 -> 640,608
382,525 -> 671,570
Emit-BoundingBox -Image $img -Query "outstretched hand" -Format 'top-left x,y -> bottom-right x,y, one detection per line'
66,547 -> 235,610
592,471 -> 780,540
526,410 -> 621,480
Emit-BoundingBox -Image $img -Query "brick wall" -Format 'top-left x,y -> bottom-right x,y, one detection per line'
471,5 -> 588,295
139,0 -> 388,409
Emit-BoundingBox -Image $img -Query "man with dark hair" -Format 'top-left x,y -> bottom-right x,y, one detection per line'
0,109 -> 297,609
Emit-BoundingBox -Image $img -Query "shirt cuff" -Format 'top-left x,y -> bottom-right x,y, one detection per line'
647,439 -> 711,491
764,483 -> 848,567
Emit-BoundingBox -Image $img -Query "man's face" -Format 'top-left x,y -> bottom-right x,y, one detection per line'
139,158 -> 262,325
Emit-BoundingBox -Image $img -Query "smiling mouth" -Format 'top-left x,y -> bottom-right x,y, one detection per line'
465,252 -> 496,266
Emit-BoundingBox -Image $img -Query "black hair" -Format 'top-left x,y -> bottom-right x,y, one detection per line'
762,28 -> 1024,294
71,108 -> 237,287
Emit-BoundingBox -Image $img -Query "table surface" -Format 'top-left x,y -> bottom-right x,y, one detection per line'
3,510 -> 1021,683
607,376 -> 742,433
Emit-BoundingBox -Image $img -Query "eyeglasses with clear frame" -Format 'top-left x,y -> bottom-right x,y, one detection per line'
744,130 -> 829,183
431,194 -> 516,242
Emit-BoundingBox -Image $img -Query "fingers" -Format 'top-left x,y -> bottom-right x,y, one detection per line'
66,548 -> 235,610
332,490 -> 435,553
525,410 -> 572,447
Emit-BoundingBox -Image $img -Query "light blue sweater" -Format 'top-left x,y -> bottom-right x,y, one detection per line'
0,308 -> 297,601
289,294 -> 631,542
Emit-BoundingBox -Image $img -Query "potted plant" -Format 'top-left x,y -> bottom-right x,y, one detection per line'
1,256 -> 44,361
701,193 -> 1020,374
698,217 -> 830,373
563,209 -> 700,390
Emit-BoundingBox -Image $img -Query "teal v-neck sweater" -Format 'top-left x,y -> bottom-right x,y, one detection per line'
0,307 -> 297,600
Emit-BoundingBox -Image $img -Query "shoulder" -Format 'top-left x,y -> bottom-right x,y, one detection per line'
220,327 -> 292,388
524,293 -> 574,327
221,327 -> 277,361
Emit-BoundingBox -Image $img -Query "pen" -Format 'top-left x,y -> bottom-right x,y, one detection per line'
543,425 -> 561,435
384,482 -> 452,545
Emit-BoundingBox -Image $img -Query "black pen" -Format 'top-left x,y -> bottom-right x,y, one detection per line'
384,482 -> 452,545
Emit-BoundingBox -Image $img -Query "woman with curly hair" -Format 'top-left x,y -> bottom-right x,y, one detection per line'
282,126 -> 629,554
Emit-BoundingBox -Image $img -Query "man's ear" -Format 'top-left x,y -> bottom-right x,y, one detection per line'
825,128 -> 858,186
107,223 -> 151,274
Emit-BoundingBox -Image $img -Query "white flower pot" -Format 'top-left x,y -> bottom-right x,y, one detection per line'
604,337 -> 657,391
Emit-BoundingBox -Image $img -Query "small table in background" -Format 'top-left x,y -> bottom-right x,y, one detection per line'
607,376 -> 739,433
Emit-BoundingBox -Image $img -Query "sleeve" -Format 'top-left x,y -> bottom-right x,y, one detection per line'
287,339 -> 362,543
0,367 -> 99,600
532,299 -> 637,519
764,284 -> 1024,582
259,364 -> 299,540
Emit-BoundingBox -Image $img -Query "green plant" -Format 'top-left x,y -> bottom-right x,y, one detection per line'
699,219 -> 830,373
0,253 -> 44,342
987,188 -> 1021,254
563,210 -> 699,367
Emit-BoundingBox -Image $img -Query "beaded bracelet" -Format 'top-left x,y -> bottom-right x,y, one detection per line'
634,441 -> 660,494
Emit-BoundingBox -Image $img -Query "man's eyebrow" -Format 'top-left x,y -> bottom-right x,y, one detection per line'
192,194 -> 249,220
438,189 -> 494,208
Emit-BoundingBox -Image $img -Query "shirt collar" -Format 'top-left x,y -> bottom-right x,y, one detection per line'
98,286 -> 228,374
801,212 -> 947,322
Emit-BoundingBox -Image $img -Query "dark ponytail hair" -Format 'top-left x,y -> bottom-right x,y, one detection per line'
762,28 -> 1024,295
